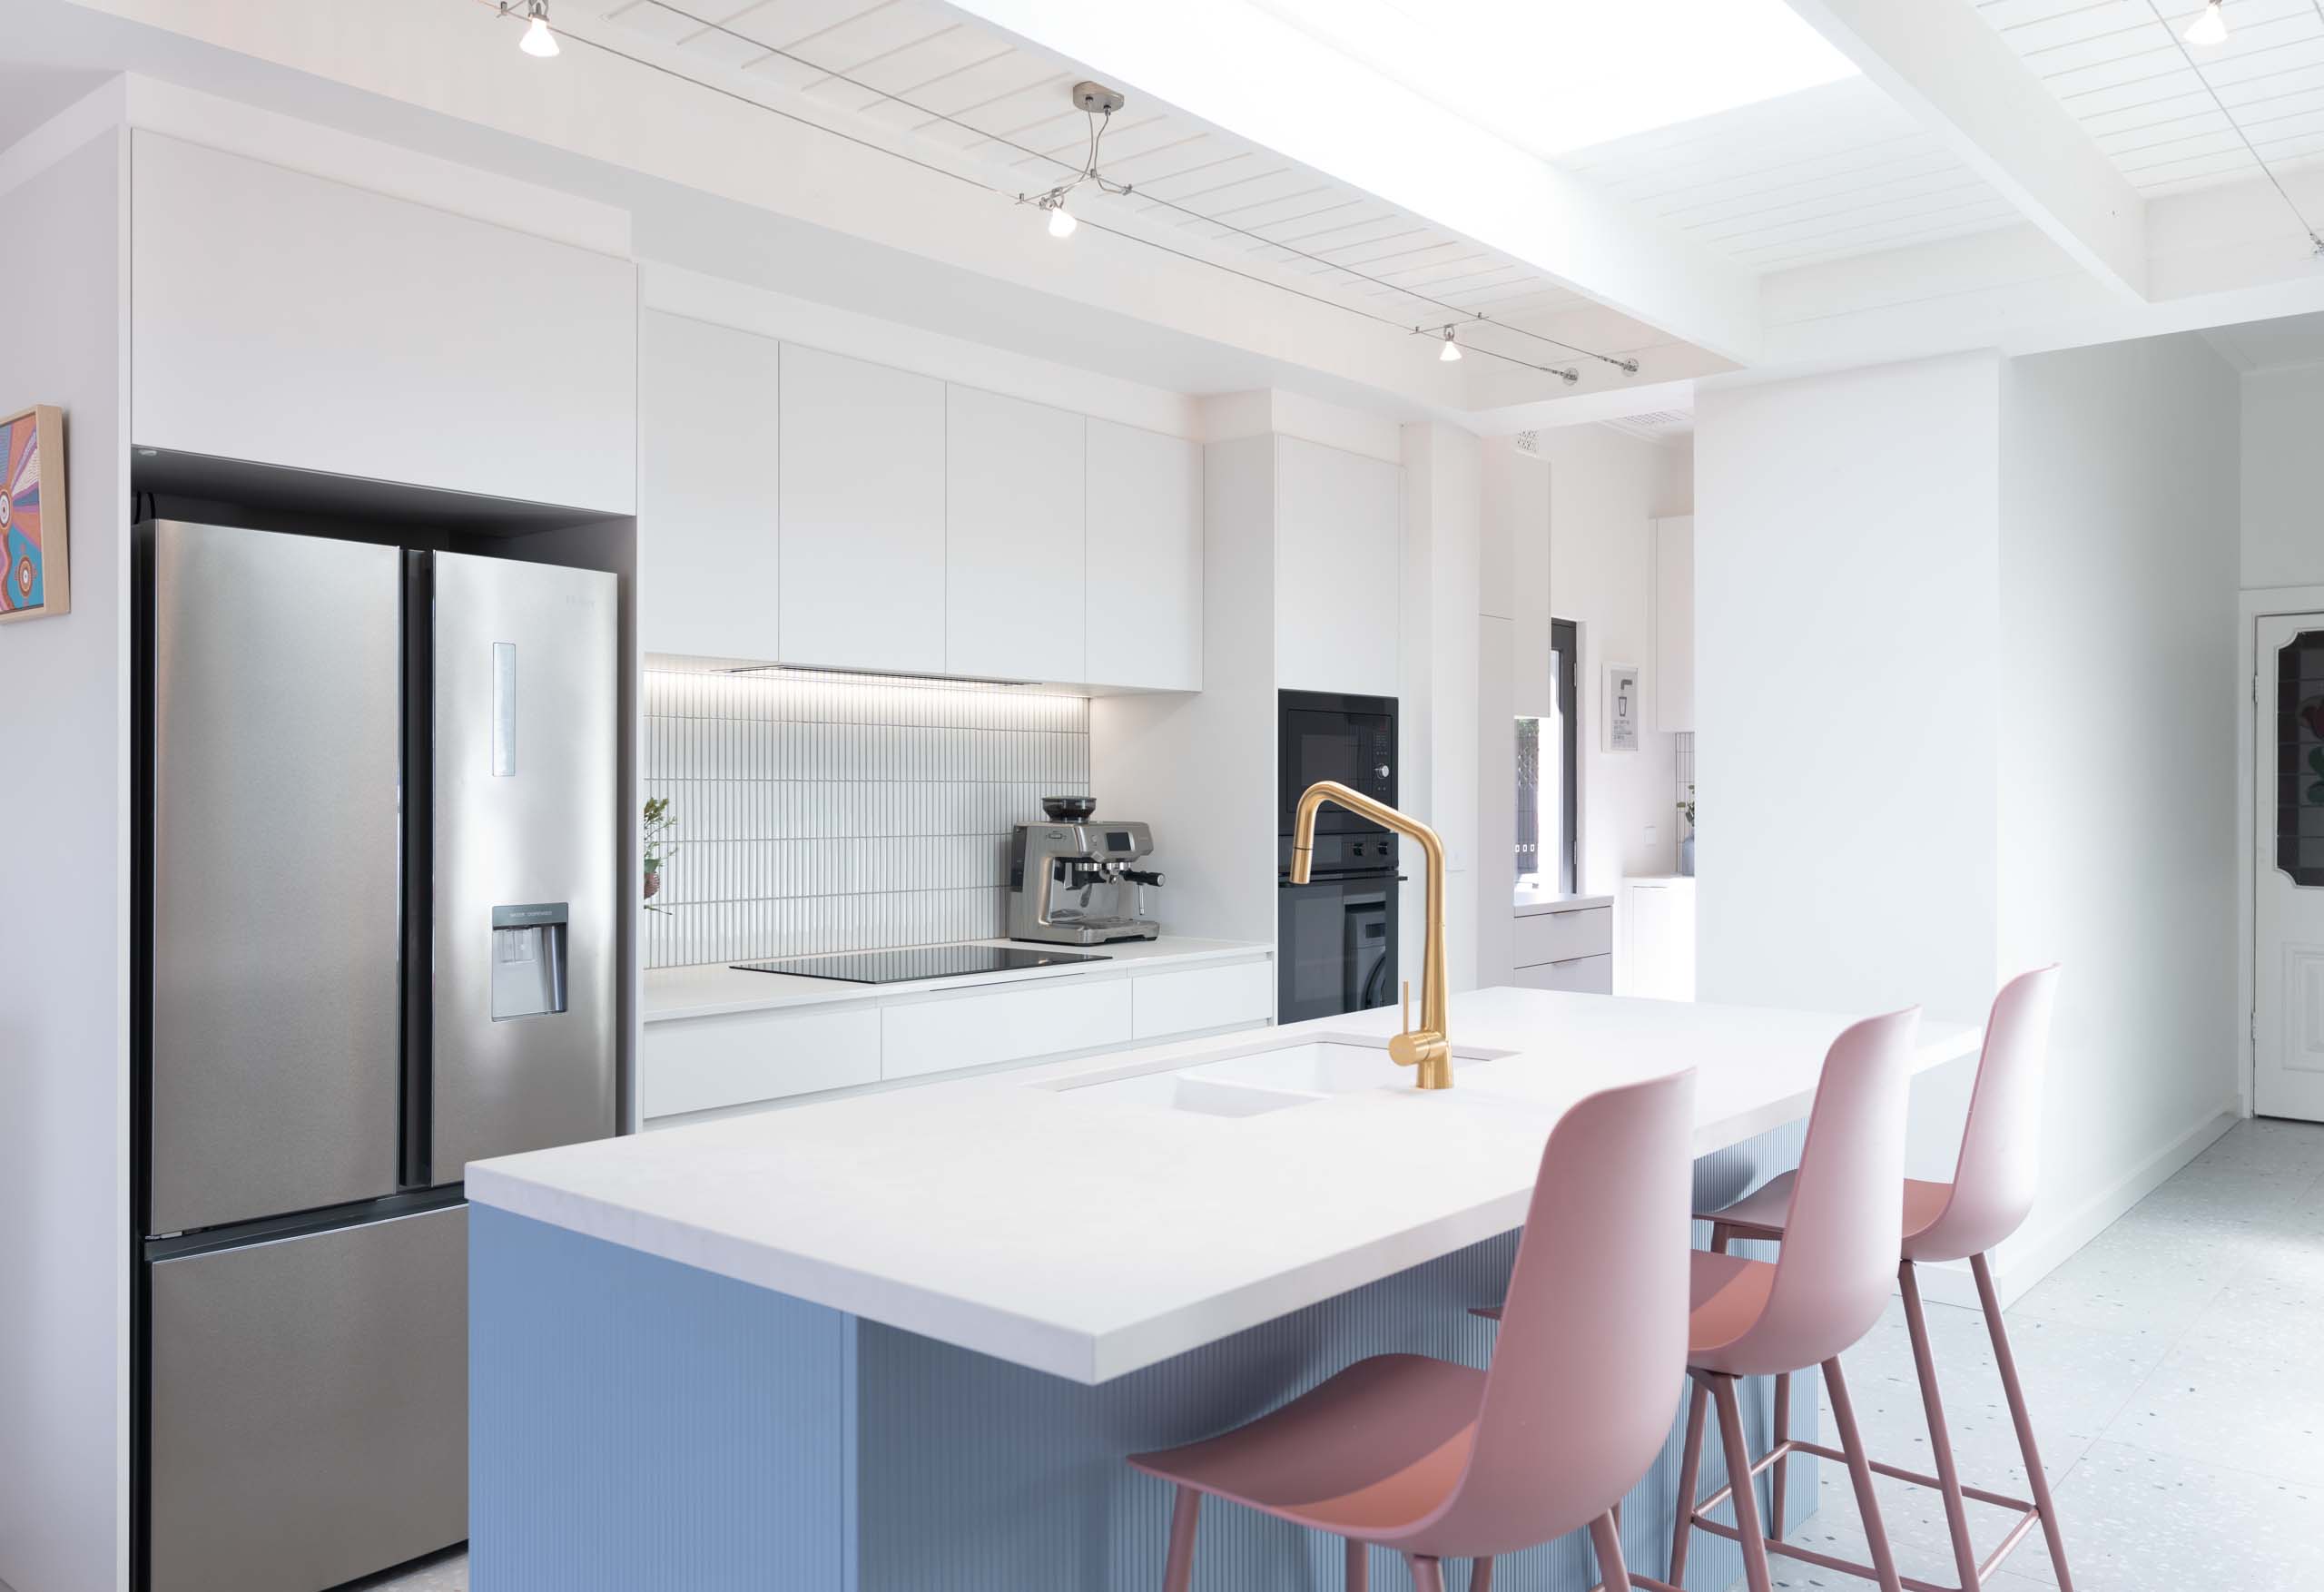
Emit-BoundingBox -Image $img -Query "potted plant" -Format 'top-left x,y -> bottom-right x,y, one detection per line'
643,796 -> 678,911
1677,783 -> 1695,878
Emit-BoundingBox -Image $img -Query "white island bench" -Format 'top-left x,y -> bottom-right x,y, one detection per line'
468,988 -> 1976,1591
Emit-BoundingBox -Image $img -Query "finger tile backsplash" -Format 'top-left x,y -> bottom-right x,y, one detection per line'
643,667 -> 1091,969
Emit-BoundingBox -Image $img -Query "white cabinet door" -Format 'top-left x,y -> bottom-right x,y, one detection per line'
778,345 -> 947,673
1130,959 -> 1271,1039
881,978 -> 1134,1081
132,133 -> 636,512
1275,437 -> 1401,696
1654,515 -> 1696,732
1086,420 -> 1203,690
640,1003 -> 882,1121
638,311 -> 781,660
946,386 -> 1085,682
1620,878 -> 1698,1000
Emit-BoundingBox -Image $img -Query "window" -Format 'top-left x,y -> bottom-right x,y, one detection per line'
1516,620 -> 1581,894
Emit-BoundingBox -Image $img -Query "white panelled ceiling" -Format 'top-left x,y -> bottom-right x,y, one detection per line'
1977,0 -> 2324,197
1559,77 -> 2018,271
592,0 -> 1665,378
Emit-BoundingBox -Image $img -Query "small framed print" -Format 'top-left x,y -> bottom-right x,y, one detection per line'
0,404 -> 67,624
1603,663 -> 1640,752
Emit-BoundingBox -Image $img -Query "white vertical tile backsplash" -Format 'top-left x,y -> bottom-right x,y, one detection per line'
642,667 -> 1092,968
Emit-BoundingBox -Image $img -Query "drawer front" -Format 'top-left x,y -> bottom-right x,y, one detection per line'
1512,907 -> 1612,968
882,978 -> 1134,1082
1132,959 -> 1273,1041
1513,954 -> 1613,994
642,1003 -> 882,1120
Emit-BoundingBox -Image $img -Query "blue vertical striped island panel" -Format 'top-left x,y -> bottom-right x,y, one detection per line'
470,1122 -> 1808,1592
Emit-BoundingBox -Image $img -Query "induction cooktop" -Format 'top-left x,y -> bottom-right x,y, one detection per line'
730,945 -> 1111,985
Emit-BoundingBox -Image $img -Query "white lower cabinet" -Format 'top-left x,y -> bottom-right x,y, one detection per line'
1513,955 -> 1613,994
1131,958 -> 1272,1040
639,1002 -> 882,1120
881,978 -> 1133,1082
643,958 -> 1272,1121
1620,878 -> 1698,1000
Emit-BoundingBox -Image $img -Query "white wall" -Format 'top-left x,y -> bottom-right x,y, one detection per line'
1696,353 -> 2006,1028
0,123 -> 128,1592
2240,363 -> 2324,590
1695,342 -> 2241,1302
1998,334 -> 2241,1280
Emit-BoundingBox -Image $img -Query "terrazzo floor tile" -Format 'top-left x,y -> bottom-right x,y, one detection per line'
1996,1440 -> 2324,1589
2103,1333 -> 2324,1480
2189,1116 -> 2324,1178
2006,1216 -> 2247,1341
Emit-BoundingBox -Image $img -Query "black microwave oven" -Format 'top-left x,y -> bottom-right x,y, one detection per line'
1278,689 -> 1397,839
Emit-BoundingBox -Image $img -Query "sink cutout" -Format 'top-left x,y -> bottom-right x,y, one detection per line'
1043,1034 -> 1518,1115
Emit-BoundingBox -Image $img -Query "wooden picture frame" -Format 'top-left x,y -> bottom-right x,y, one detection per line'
0,404 -> 67,624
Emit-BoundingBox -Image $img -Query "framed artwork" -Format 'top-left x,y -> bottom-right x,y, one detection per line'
1603,663 -> 1640,752
0,404 -> 67,624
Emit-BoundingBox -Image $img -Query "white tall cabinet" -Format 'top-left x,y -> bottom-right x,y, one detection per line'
1276,436 -> 1402,698
946,387 -> 1086,682
638,311 -> 781,658
1086,419 -> 1203,691
778,345 -> 949,676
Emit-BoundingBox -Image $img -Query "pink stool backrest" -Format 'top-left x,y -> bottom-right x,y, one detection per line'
1409,1068 -> 1696,1558
1730,1008 -> 1920,1377
1912,966 -> 2061,1263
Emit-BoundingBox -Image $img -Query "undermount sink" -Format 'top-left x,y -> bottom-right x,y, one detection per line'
1046,1036 -> 1512,1116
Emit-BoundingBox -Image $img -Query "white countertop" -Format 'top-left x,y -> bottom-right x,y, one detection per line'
471,988 -> 1978,1385
1512,888 -> 1615,917
645,935 -> 1272,1023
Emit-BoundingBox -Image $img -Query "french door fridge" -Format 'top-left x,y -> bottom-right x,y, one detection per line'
138,518 -> 617,1592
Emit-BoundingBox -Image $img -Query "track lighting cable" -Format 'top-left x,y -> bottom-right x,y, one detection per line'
2144,0 -> 2324,256
537,0 -> 1641,375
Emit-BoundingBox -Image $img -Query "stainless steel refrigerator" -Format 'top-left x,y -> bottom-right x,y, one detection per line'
136,518 -> 618,1592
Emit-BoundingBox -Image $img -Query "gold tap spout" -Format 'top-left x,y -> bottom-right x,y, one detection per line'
1289,781 -> 1453,1089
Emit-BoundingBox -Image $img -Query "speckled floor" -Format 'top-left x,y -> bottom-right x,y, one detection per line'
346,1117 -> 2324,1592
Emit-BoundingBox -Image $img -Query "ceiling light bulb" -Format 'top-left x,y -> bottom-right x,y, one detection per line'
1047,201 -> 1077,239
520,2 -> 560,56
2184,1 -> 2227,46
1439,329 -> 1462,363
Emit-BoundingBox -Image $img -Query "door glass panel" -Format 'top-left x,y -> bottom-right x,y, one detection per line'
2280,629 -> 2324,886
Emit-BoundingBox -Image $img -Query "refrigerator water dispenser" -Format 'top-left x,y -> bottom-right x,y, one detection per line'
489,901 -> 568,1020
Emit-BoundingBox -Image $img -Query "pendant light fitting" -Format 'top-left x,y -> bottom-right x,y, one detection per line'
1020,83 -> 1134,240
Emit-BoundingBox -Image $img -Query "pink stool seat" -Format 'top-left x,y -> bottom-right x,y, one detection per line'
1477,1250 -> 1778,1373
1124,1071 -> 1699,1592
1130,1355 -> 1481,1536
1703,1174 -> 1954,1260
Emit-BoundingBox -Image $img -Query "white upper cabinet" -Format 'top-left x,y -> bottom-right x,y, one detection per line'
1086,420 -> 1202,692
945,387 -> 1086,683
638,312 -> 780,660
1654,514 -> 1696,732
1275,436 -> 1402,698
131,133 -> 636,513
778,345 -> 948,675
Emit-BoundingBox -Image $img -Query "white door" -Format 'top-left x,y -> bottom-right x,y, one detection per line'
2257,612 -> 2324,1120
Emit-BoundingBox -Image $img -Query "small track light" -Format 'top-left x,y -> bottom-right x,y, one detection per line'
2184,1 -> 2227,46
510,0 -> 559,57
1439,329 -> 1462,363
1047,201 -> 1077,239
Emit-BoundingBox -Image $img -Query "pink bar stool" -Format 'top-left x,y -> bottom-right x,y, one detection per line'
1696,968 -> 2069,1592
1128,1068 -> 1697,1592
1481,1008 -> 1924,1592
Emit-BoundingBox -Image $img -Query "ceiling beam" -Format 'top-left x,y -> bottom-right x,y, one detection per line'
1779,0 -> 2148,302
933,0 -> 1764,364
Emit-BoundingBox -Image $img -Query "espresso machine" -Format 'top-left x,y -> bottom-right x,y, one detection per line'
1009,797 -> 1164,946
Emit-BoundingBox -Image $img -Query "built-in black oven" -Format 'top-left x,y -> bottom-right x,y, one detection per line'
1277,689 -> 1400,1022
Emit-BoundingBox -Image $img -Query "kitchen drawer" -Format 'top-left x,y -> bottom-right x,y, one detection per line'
1512,907 -> 1612,968
882,978 -> 1133,1082
1132,958 -> 1272,1040
1512,954 -> 1613,994
642,1003 -> 882,1120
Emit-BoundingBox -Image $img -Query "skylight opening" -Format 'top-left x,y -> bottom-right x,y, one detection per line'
1252,0 -> 1861,157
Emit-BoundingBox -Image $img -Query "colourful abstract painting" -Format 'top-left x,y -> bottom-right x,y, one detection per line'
0,405 -> 67,624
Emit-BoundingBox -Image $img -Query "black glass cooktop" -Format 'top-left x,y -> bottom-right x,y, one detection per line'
730,945 -> 1111,985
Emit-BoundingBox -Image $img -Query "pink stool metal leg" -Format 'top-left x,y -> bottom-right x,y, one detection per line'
1472,1555 -> 1495,1590
1974,1253 -> 2073,1592
1589,1511 -> 1631,1592
1344,1538 -> 1367,1591
1405,1555 -> 1445,1592
1900,1260 -> 1981,1590
1665,1381 -> 1708,1585
1769,1371 -> 1790,1539
1162,1486 -> 1199,1592
1711,1374 -> 1775,1592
